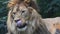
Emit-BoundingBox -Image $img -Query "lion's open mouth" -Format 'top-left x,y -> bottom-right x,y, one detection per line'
17,23 -> 27,28
16,20 -> 27,29
16,20 -> 28,31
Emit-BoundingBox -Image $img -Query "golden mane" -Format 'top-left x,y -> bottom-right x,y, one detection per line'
7,0 -> 39,11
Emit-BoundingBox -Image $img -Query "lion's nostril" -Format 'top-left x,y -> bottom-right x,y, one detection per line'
15,19 -> 21,22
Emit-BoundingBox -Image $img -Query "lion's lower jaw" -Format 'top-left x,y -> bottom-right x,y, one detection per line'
17,26 -> 27,31
16,26 -> 34,34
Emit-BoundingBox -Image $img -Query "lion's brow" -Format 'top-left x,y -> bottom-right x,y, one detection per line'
16,4 -> 20,11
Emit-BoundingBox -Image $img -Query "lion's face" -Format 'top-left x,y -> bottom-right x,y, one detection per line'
10,3 -> 36,32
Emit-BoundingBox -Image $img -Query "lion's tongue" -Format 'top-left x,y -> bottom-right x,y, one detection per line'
16,20 -> 27,28
17,20 -> 22,27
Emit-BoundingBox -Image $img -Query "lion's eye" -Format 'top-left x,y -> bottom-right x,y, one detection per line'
22,11 -> 25,13
13,12 -> 16,15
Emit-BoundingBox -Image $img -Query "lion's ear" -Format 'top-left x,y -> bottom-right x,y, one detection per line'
24,0 -> 31,4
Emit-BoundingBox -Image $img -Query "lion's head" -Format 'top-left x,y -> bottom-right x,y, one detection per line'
7,3 -> 50,34
11,3 -> 36,32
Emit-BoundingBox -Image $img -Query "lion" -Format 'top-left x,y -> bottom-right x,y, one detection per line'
7,2 -> 50,34
7,0 -> 39,11
42,17 -> 60,34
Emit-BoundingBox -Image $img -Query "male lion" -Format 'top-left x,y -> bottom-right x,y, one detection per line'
7,3 -> 50,34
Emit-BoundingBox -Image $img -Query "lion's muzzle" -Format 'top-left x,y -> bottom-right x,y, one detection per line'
15,19 -> 27,29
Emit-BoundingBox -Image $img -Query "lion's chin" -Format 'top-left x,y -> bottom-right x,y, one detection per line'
17,26 -> 27,31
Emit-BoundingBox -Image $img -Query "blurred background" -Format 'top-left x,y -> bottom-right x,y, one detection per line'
0,0 -> 60,34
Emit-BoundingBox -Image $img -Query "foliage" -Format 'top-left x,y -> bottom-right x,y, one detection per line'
37,0 -> 60,18
0,0 -> 8,34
